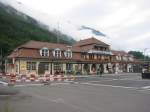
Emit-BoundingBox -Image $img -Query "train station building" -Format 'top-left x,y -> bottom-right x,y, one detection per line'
5,37 -> 141,76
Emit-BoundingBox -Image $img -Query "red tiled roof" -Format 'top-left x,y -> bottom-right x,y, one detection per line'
8,37 -> 109,60
8,48 -> 82,61
19,40 -> 68,50
8,49 -> 41,58
111,50 -> 129,56
74,37 -> 109,47
17,40 -> 82,52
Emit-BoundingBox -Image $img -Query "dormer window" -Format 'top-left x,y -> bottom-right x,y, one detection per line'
64,50 -> 72,58
53,48 -> 61,58
40,47 -> 49,57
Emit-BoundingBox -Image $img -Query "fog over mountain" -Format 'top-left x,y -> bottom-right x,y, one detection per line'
1,0 -> 150,53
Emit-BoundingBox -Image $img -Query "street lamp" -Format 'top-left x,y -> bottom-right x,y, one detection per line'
143,48 -> 150,73
143,48 -> 149,63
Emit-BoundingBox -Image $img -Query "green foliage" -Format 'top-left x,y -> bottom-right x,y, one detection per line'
128,51 -> 150,60
0,3 -> 75,58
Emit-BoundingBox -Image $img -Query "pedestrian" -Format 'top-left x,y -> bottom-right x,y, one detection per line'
99,64 -> 104,77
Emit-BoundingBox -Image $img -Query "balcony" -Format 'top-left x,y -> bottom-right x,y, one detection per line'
88,50 -> 112,55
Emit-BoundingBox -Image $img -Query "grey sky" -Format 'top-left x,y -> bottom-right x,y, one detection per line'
1,0 -> 150,53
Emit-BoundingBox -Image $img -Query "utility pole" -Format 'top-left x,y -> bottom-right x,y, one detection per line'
144,48 -> 148,63
143,48 -> 149,73
57,21 -> 60,44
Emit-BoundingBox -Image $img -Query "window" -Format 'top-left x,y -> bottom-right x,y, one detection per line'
44,63 -> 49,70
54,63 -> 62,71
16,64 -> 18,72
89,54 -> 94,59
53,48 -> 61,58
66,63 -> 73,71
40,47 -> 49,56
64,50 -> 72,58
27,62 -> 36,70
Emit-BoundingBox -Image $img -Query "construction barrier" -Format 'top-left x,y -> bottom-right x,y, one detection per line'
6,73 -> 10,77
30,74 -> 36,81
57,75 -> 62,81
70,75 -> 75,81
5,73 -> 76,85
9,73 -> 16,85
0,73 -> 2,77
44,74 -> 50,82
50,75 -> 54,81
20,74 -> 26,82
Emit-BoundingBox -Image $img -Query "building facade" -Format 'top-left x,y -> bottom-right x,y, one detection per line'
6,37 -> 140,76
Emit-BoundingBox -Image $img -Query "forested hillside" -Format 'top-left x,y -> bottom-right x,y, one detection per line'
0,2 -> 75,58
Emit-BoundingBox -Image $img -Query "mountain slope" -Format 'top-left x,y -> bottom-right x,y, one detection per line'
0,2 -> 75,57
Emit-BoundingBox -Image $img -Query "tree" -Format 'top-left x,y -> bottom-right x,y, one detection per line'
128,51 -> 150,60
128,51 -> 144,59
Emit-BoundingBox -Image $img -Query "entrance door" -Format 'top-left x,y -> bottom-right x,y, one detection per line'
83,64 -> 90,74
91,64 -> 96,72
53,63 -> 63,75
38,62 -> 49,75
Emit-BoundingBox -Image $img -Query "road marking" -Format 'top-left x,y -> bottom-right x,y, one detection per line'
31,94 -> 83,110
14,82 -> 71,87
51,82 -> 70,85
89,81 -> 101,83
14,83 -> 44,87
0,81 -> 8,86
80,82 -> 150,92
141,86 -> 150,89
80,82 -> 139,90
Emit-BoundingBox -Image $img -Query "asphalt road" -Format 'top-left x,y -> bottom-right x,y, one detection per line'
0,73 -> 150,112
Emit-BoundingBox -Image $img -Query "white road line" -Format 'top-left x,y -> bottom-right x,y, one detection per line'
0,81 -> 8,86
80,82 -> 150,91
141,86 -> 150,89
14,82 -> 71,87
14,83 -> 44,87
80,82 -> 138,90
51,82 -> 70,85
32,94 -> 82,110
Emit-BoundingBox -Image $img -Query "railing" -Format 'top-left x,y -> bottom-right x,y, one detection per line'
88,50 -> 112,55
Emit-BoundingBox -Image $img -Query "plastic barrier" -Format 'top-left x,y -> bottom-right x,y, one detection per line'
20,74 -> 26,82
50,75 -> 54,81
44,74 -> 50,82
9,73 -> 16,85
30,74 -> 36,81
57,75 -> 62,81
6,73 -> 75,84
0,73 -> 2,78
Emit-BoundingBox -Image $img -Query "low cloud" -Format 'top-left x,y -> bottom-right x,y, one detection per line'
1,0 -> 150,52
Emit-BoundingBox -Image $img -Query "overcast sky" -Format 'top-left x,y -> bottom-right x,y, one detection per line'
1,0 -> 150,53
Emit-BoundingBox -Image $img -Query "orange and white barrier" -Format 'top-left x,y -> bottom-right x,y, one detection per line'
70,75 -> 75,81
0,73 -> 2,77
50,75 -> 54,81
57,75 -> 62,81
30,74 -> 36,81
5,73 -> 75,84
9,73 -> 16,85
44,74 -> 50,82
64,75 -> 69,81
20,75 -> 26,82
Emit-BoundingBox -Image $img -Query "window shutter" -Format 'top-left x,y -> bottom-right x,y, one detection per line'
64,52 -> 66,57
52,50 -> 55,57
60,51 -> 62,57
40,49 -> 42,56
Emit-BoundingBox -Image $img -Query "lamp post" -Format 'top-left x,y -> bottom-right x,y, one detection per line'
143,48 -> 149,73
143,48 -> 148,63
